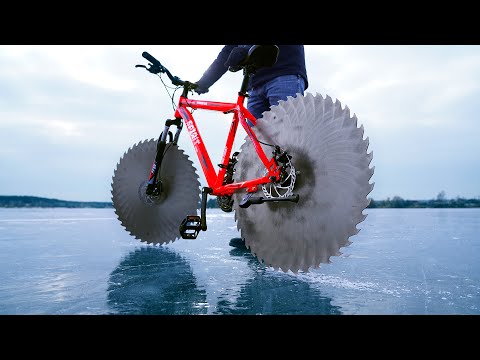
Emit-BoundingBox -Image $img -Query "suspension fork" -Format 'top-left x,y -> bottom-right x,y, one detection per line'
145,118 -> 183,196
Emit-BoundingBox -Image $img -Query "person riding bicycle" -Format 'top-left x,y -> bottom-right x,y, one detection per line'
195,45 -> 309,249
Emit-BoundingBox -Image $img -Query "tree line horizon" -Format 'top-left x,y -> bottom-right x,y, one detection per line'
1,191 -> 479,209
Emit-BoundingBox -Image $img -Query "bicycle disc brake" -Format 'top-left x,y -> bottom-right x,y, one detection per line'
232,92 -> 375,273
262,147 -> 297,199
111,139 -> 201,245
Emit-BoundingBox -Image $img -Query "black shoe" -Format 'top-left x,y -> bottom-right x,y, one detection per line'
229,237 -> 248,250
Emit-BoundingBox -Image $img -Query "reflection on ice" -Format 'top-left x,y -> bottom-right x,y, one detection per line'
107,247 -> 208,315
1,208 -> 479,314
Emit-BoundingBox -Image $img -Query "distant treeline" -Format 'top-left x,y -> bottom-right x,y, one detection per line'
368,196 -> 480,208
1,195 -> 479,209
0,196 -> 112,208
205,197 -> 480,209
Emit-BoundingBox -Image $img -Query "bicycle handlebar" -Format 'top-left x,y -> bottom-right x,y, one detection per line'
137,51 -> 197,90
142,51 -> 161,68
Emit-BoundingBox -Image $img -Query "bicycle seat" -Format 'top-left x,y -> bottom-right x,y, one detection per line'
230,45 -> 279,72
247,45 -> 279,67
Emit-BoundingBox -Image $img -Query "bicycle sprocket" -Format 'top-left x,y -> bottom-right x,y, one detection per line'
111,139 -> 201,245
232,92 -> 375,273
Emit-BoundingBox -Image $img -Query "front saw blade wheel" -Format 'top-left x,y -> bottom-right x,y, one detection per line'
232,93 -> 375,273
111,139 -> 200,245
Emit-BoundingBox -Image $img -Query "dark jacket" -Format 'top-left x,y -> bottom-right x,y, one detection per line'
196,45 -> 308,92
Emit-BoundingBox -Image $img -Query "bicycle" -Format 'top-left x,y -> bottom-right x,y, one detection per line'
111,45 -> 375,273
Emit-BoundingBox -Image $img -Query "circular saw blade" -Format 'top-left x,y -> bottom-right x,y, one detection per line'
111,139 -> 201,245
232,93 -> 375,273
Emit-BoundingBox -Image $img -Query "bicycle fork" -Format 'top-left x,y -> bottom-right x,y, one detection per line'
145,118 -> 182,196
145,117 -> 210,240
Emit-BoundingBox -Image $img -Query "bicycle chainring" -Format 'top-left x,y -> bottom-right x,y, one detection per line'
217,195 -> 234,212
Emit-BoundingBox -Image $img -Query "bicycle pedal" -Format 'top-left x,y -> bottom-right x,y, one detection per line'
179,215 -> 202,239
239,193 -> 299,208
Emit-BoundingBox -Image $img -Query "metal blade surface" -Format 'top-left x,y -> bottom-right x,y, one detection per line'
111,139 -> 201,245
232,93 -> 374,273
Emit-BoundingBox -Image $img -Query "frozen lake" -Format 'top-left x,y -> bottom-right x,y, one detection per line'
0,207 -> 479,315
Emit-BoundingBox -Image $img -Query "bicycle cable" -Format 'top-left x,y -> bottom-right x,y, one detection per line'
258,139 -> 277,148
154,74 -> 196,160
157,74 -> 179,111
157,73 -> 197,115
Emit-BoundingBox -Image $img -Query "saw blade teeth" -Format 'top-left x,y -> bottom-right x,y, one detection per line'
233,92 -> 374,273
366,151 -> 374,166
343,104 -> 351,120
111,139 -> 200,246
363,136 -> 370,151
350,114 -> 358,130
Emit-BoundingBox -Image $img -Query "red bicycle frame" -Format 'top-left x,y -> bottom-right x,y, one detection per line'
174,93 -> 282,197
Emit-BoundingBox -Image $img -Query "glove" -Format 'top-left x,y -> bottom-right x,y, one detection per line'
194,80 -> 209,95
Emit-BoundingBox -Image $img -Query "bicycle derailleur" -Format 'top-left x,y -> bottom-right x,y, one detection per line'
216,151 -> 239,213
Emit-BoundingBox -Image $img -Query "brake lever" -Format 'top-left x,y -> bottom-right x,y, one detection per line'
134,64 -> 164,74
147,64 -> 162,74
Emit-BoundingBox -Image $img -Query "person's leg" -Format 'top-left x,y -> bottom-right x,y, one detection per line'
230,85 -> 270,250
230,76 -> 305,250
246,83 -> 270,125
229,237 -> 248,250
246,75 -> 305,126
265,74 -> 306,108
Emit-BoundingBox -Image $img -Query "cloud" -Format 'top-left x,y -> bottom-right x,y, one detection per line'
0,45 -> 479,201
306,45 -> 480,131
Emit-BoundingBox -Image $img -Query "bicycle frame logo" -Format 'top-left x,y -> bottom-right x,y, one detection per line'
174,95 -> 281,197
183,116 -> 201,146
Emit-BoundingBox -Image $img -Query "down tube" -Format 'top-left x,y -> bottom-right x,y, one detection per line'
177,107 -> 217,188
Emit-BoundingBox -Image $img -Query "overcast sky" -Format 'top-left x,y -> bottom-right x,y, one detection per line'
0,45 -> 479,202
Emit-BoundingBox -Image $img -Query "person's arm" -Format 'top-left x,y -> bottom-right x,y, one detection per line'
195,45 -> 236,94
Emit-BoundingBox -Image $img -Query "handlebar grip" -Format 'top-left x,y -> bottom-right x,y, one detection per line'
142,51 -> 160,66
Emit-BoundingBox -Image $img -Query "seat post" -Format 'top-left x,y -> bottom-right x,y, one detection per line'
239,68 -> 253,97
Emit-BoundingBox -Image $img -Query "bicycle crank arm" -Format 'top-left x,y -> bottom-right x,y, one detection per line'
239,193 -> 299,208
179,187 -> 211,239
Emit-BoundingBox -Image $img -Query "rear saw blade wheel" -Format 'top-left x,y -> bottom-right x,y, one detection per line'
232,93 -> 375,273
111,139 -> 200,245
